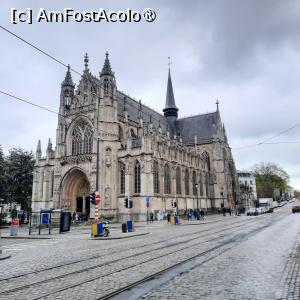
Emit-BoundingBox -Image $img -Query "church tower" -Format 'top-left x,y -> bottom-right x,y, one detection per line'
97,52 -> 119,214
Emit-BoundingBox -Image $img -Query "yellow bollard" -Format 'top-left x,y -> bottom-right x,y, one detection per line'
170,216 -> 175,225
91,223 -> 98,237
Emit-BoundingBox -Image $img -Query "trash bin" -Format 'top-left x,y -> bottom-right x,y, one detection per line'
122,223 -> 127,233
10,218 -> 19,236
97,223 -> 103,236
127,220 -> 133,232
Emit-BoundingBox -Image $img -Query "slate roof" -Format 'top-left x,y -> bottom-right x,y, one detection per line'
175,112 -> 217,143
116,91 -> 171,133
116,90 -> 217,143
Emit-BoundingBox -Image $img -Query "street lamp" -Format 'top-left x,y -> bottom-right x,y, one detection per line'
195,183 -> 199,210
0,199 -> 4,227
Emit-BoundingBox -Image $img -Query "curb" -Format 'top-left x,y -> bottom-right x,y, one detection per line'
90,232 -> 150,240
1,236 -> 51,240
0,253 -> 11,261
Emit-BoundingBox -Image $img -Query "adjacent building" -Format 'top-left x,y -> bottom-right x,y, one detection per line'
237,171 -> 258,209
32,53 -> 239,221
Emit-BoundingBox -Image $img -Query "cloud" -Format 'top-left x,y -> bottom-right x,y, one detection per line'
1,0 -> 300,187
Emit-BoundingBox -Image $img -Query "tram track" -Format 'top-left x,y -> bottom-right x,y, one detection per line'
0,213 -> 283,299
0,216 -> 255,282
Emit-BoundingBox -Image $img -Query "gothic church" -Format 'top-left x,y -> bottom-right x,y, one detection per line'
32,53 -> 239,221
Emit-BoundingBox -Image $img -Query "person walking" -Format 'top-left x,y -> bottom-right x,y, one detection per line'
167,212 -> 171,223
228,207 -> 232,216
150,212 -> 154,223
200,209 -> 205,220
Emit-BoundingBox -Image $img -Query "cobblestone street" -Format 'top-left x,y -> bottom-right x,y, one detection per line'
0,206 -> 299,300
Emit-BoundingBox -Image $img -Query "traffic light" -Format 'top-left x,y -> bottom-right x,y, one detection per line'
174,201 -> 177,208
124,197 -> 128,208
128,199 -> 133,208
90,192 -> 96,205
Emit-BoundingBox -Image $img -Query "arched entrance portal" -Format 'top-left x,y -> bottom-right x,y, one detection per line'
62,169 -> 91,218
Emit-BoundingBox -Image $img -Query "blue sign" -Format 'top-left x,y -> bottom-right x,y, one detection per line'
146,196 -> 150,203
42,213 -> 49,225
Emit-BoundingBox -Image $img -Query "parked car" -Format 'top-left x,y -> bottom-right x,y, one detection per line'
292,205 -> 300,213
246,208 -> 258,216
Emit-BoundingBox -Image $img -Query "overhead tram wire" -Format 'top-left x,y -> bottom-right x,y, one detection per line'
0,90 -> 114,137
0,25 -> 81,76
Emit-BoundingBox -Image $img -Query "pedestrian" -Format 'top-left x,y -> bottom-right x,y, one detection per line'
72,212 -> 76,224
200,209 -> 205,220
222,207 -> 226,216
228,207 -> 232,216
167,213 -> 171,223
150,212 -> 154,223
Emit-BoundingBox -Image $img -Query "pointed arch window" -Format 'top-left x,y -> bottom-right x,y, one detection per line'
134,161 -> 141,194
185,169 -> 190,195
64,89 -> 71,108
176,167 -> 181,195
164,164 -> 171,195
120,162 -> 125,195
153,161 -> 160,194
199,172 -> 204,196
205,173 -> 210,197
51,171 -> 54,198
71,120 -> 93,155
192,171 -> 197,196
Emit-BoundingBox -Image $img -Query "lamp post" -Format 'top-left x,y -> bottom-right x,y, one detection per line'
0,199 -> 4,228
221,187 -> 225,216
195,183 -> 199,210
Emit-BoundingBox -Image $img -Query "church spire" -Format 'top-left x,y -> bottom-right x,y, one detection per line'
163,57 -> 178,123
36,140 -> 41,161
61,65 -> 75,88
100,51 -> 114,77
47,138 -> 52,151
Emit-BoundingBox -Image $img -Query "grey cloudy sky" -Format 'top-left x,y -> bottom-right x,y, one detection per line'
1,0 -> 300,187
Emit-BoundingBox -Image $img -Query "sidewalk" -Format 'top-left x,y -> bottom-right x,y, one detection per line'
0,213 -> 233,240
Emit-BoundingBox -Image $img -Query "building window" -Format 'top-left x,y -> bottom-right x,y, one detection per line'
134,160 -> 141,194
176,167 -> 181,195
205,173 -> 209,197
185,169 -> 190,195
164,164 -> 171,194
199,173 -> 204,196
250,180 -> 253,185
192,171 -> 197,196
153,161 -> 159,194
71,120 -> 93,155
51,171 -> 54,198
120,162 -> 125,194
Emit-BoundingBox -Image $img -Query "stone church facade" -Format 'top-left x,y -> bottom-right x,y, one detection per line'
31,52 -> 239,221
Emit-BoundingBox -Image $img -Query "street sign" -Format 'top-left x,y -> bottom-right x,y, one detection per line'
96,194 -> 101,205
146,196 -> 150,203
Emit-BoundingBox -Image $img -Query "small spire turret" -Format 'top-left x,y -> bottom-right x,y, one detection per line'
36,140 -> 41,161
61,65 -> 75,88
100,51 -> 114,77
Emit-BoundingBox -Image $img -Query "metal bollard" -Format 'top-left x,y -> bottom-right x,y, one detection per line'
10,218 -> 19,236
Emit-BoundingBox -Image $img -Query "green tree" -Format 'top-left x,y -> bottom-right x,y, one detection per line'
6,148 -> 35,212
252,162 -> 290,199
0,145 -> 8,201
